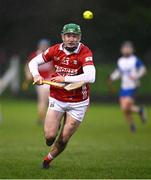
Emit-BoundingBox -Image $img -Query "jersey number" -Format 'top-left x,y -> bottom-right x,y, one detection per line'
62,57 -> 70,65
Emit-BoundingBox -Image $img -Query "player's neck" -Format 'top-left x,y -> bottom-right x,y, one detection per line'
62,43 -> 80,53
123,54 -> 134,58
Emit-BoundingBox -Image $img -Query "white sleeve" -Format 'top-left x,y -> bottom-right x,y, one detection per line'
28,53 -> 45,77
137,66 -> 147,78
64,65 -> 96,83
131,66 -> 147,79
110,68 -> 121,81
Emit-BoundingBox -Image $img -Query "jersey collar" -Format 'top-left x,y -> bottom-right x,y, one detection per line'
59,43 -> 82,55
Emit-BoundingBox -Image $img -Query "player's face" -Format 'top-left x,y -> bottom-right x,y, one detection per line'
62,33 -> 81,48
121,46 -> 133,56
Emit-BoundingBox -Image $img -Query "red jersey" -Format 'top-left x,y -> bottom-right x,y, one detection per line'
42,43 -> 94,102
28,51 -> 53,79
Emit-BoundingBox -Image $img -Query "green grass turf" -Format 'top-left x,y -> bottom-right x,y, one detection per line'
0,98 -> 151,179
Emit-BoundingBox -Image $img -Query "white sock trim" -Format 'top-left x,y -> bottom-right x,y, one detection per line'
48,153 -> 54,160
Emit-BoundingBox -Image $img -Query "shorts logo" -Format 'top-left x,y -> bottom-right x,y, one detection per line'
85,57 -> 93,62
49,101 -> 54,107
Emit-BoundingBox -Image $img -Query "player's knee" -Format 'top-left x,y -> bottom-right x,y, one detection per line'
45,132 -> 56,146
121,106 -> 130,113
44,128 -> 56,139
45,137 -> 56,146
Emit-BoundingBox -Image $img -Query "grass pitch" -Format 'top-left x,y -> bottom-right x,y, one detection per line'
0,97 -> 151,179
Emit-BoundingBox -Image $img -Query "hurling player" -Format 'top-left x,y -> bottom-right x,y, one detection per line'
29,23 -> 96,168
24,39 -> 53,123
109,41 -> 147,132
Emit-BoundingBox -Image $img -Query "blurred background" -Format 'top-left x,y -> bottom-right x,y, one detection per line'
0,0 -> 151,178
0,0 -> 151,100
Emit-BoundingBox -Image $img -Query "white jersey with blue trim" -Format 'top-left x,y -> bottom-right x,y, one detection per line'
117,55 -> 144,89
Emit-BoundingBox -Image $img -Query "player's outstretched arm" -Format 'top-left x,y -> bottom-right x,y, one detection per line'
138,66 -> 147,78
130,66 -> 147,80
28,53 -> 45,77
28,53 -> 45,84
110,68 -> 121,81
64,65 -> 96,84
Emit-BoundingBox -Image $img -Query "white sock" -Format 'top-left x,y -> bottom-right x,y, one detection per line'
48,153 -> 54,160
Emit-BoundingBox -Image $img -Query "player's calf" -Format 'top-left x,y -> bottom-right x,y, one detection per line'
54,138 -> 68,154
139,106 -> 147,123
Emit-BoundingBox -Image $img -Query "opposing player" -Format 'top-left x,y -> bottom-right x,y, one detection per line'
23,39 -> 53,123
109,41 -> 147,132
28,23 -> 96,168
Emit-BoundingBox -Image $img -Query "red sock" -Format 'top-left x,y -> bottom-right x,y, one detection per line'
44,153 -> 53,161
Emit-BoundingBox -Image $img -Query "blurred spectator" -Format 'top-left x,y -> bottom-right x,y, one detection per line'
23,39 -> 54,124
0,54 -> 20,95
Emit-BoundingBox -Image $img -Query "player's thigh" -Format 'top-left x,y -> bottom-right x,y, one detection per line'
41,86 -> 49,105
119,97 -> 134,110
59,113 -> 81,143
67,103 -> 88,122
36,85 -> 49,103
44,109 -> 64,138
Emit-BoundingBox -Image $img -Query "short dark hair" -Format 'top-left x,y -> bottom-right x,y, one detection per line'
121,41 -> 135,50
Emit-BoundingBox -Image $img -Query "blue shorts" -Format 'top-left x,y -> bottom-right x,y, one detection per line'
119,88 -> 137,98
